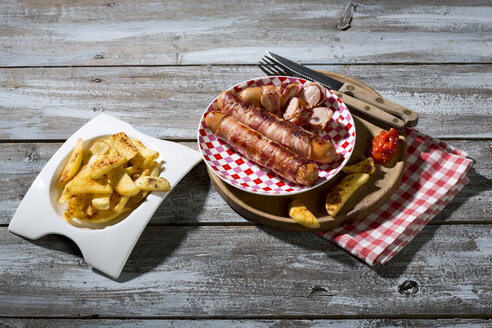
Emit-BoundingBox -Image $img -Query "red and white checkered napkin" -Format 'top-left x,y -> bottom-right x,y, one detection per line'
317,128 -> 473,265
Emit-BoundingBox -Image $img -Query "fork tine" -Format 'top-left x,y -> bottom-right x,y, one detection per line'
258,63 -> 272,76
258,59 -> 281,76
258,63 -> 277,76
259,57 -> 288,76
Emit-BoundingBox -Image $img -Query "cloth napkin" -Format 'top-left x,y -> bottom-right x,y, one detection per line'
317,128 -> 473,266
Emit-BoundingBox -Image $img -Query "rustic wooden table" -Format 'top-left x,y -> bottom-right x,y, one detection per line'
1,1 -> 491,327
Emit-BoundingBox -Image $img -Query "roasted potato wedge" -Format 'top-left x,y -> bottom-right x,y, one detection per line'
288,199 -> 320,228
325,173 -> 370,217
106,166 -> 140,197
109,132 -> 138,161
58,132 -> 165,224
135,176 -> 170,192
342,157 -> 376,175
92,194 -> 111,210
58,139 -> 84,186
89,141 -> 110,156
88,150 -> 127,179
63,176 -> 113,195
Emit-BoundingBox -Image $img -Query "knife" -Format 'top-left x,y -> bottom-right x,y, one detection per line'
266,51 -> 418,129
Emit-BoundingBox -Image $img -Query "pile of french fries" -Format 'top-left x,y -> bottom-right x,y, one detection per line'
58,132 -> 170,224
289,157 -> 376,228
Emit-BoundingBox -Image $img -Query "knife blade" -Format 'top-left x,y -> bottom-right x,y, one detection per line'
266,51 -> 418,128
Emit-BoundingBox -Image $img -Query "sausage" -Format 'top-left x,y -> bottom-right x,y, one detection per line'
205,110 -> 318,186
238,82 -> 301,116
218,91 -> 336,164
307,107 -> 333,133
298,82 -> 327,108
283,97 -> 312,126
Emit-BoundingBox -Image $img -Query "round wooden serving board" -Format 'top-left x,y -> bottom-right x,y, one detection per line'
207,71 -> 407,231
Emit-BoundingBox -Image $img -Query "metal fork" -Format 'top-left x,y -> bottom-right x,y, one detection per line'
258,57 -> 293,77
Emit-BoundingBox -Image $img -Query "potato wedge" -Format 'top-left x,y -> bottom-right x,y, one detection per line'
113,196 -> 130,213
132,139 -> 159,166
58,192 -> 71,204
58,139 -> 84,185
89,141 -> 110,156
106,166 -> 140,197
88,151 -> 127,179
342,157 -> 376,175
150,161 -> 162,177
59,132 -> 164,225
288,199 -> 320,229
64,194 -> 90,221
109,132 -> 138,161
63,176 -> 113,195
135,176 -> 171,192
325,173 -> 370,217
92,194 -> 111,210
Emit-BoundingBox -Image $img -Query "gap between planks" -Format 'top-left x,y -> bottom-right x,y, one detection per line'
0,62 -> 491,69
0,314 -> 490,320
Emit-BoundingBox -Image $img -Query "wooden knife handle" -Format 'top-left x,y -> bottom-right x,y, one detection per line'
332,91 -> 406,130
339,83 -> 418,127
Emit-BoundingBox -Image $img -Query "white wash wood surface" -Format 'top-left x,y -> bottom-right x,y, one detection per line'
0,141 -> 490,226
1,225 -> 491,317
0,65 -> 490,140
0,0 -> 491,66
1,319 -> 491,327
1,0 -> 491,325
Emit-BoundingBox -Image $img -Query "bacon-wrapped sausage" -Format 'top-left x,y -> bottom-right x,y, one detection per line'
205,110 -> 318,186
217,91 -> 336,164
283,97 -> 313,126
239,82 -> 300,116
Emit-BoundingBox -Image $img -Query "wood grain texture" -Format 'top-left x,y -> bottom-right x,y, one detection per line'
0,65 -> 490,140
1,319 -> 491,327
1,1 -> 491,66
1,224 -> 490,317
0,140 -> 490,226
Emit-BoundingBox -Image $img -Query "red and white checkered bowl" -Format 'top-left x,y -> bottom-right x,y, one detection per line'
197,76 -> 356,196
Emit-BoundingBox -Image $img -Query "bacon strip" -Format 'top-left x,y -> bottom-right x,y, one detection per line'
206,111 -> 318,185
220,91 -> 322,159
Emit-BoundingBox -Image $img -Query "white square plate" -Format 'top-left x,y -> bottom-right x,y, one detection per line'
8,114 -> 202,278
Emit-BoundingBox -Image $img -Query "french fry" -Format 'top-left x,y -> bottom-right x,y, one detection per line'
135,176 -> 171,192
58,139 -> 84,186
109,132 -> 138,161
325,173 -> 370,217
342,157 -> 376,175
288,199 -> 320,229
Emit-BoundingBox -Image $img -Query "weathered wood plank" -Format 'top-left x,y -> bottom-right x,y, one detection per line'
0,224 -> 490,317
0,0 -> 491,66
1,140 -> 490,225
0,65 -> 490,140
0,318 -> 490,327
